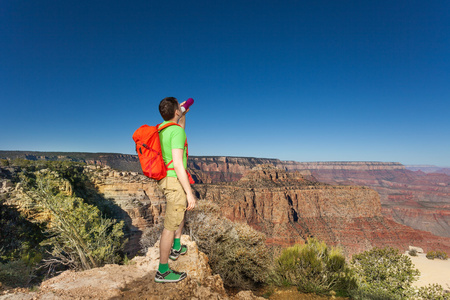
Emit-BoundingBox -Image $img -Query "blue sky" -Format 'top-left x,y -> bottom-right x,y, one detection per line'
1,1 -> 449,166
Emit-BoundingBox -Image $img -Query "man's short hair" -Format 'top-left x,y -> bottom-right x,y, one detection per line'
159,97 -> 179,121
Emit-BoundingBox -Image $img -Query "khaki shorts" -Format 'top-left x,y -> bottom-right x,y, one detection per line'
158,176 -> 187,231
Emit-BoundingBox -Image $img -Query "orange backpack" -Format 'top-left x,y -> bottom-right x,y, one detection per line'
132,123 -> 195,183
132,122 -> 179,180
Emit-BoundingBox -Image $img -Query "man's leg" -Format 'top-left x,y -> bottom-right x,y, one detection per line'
155,228 -> 186,283
172,217 -> 184,251
155,177 -> 187,283
160,228 -> 175,264
174,217 -> 184,239
171,217 -> 188,258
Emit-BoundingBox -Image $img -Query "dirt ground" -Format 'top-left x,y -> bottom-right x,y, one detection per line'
254,286 -> 348,300
408,252 -> 450,291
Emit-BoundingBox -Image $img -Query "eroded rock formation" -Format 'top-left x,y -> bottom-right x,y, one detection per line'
301,166 -> 450,238
187,158 -> 450,239
86,166 -> 166,256
193,165 -> 450,257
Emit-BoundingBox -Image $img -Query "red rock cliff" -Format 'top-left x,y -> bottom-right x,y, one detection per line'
188,158 -> 450,239
193,166 -> 450,257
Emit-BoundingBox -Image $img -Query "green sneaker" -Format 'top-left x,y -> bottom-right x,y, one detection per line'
154,269 -> 187,283
169,245 -> 188,261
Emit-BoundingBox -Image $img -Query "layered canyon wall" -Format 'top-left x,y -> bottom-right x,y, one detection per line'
193,166 -> 450,257
186,157 -> 450,239
300,166 -> 450,238
2,152 -> 449,245
86,166 -> 165,256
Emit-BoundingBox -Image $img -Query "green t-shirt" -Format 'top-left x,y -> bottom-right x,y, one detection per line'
158,121 -> 188,178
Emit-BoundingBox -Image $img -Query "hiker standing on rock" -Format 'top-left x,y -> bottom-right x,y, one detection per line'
155,97 -> 196,283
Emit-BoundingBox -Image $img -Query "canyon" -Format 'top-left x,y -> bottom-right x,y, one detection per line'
3,159 -> 450,299
3,161 -> 450,260
193,165 -> 450,256
2,151 -> 449,251
187,157 -> 450,239
287,162 -> 450,239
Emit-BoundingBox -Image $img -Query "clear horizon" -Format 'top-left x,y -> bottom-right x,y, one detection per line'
1,1 -> 449,166
1,150 -> 449,168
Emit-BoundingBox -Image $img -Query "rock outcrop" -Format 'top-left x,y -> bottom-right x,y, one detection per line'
85,166 -> 166,256
0,235 -> 263,300
188,156 -> 284,183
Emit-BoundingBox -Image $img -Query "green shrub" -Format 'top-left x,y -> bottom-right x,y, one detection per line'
414,283 -> 450,300
426,250 -> 448,260
22,173 -> 126,272
0,199 -> 46,264
0,260 -> 34,288
426,251 -> 436,260
11,158 -> 34,168
273,238 -> 355,295
409,249 -> 418,256
437,251 -> 448,260
350,247 -> 420,300
184,200 -> 271,290
1,161 -> 128,287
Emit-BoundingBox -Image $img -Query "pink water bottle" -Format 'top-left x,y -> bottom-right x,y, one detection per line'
181,98 -> 194,113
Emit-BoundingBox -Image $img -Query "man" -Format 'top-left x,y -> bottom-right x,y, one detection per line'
154,97 -> 196,283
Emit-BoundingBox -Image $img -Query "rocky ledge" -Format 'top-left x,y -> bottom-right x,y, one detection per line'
0,235 -> 263,300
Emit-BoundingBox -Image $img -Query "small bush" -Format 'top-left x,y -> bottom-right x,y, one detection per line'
350,247 -> 420,300
409,249 -> 418,256
0,199 -> 46,264
0,260 -> 34,287
22,173 -> 125,272
426,251 -> 436,260
1,161 -> 128,287
414,283 -> 450,300
184,200 -> 271,290
140,222 -> 164,254
437,251 -> 448,260
426,250 -> 448,260
273,238 -> 355,295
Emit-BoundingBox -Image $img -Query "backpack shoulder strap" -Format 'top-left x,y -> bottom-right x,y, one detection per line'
157,122 -> 180,132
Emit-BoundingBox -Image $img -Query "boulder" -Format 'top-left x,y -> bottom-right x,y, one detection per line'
409,246 -> 424,253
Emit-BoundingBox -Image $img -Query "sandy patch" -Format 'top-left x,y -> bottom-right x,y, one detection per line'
406,252 -> 450,291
